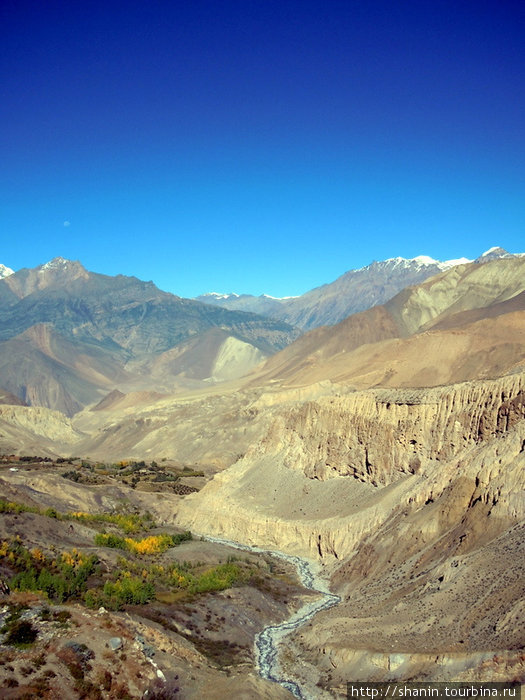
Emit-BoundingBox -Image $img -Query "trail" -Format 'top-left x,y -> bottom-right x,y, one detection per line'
204,535 -> 340,699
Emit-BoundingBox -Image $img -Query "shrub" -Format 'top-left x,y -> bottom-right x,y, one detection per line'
70,511 -> 153,534
0,499 -> 38,515
4,620 -> 38,647
101,576 -> 155,609
171,531 -> 192,546
94,533 -> 126,549
124,535 -> 174,555
62,470 -> 81,482
190,563 -> 242,593
94,532 -> 191,555
44,507 -> 60,519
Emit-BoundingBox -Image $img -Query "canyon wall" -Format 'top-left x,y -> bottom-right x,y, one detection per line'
250,373 -> 525,484
177,373 -> 525,561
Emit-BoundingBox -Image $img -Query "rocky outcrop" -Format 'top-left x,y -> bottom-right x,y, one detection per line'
281,424 -> 525,690
0,388 -> 26,406
0,405 -> 83,454
249,373 -> 525,485
0,405 -> 80,441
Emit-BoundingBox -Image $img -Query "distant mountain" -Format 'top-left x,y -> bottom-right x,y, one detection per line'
250,255 -> 525,389
274,254 -> 472,329
0,263 -> 14,279
195,292 -> 297,318
474,246 -> 518,263
0,258 -> 300,414
197,248 -> 521,330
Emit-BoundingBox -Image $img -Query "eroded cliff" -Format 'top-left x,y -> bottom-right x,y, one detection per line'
177,373 -> 525,561
256,374 -> 525,484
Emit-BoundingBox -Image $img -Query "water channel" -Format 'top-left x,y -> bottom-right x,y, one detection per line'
204,535 -> 341,699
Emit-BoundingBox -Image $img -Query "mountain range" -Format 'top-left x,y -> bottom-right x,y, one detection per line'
195,246 -> 519,329
0,248 -> 523,416
251,254 -> 525,389
0,257 -> 299,415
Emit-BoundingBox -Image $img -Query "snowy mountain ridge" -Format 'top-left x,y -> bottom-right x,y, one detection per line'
198,249 -> 508,300
195,247 -> 522,329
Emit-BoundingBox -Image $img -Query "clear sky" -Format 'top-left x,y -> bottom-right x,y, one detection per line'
1,0 -> 524,297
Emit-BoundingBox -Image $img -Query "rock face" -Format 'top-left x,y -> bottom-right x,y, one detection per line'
263,375 -> 525,485
176,372 -> 525,561
0,404 -> 83,456
283,420 -> 525,689
0,388 -> 26,406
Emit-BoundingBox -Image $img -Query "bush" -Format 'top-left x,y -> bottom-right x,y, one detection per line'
0,499 -> 37,515
101,576 -> 155,609
44,507 -> 60,519
70,511 -> 153,534
171,531 -> 192,546
190,563 -> 241,594
94,533 -> 126,549
4,620 -> 38,646
62,470 -> 81,482
124,535 -> 174,555
94,532 -> 191,555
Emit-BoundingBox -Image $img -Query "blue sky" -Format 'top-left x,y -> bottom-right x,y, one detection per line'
1,0 -> 524,297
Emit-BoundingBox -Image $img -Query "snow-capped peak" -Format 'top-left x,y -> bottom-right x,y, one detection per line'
0,263 -> 14,279
480,246 -> 502,257
361,254 -> 474,274
438,257 -> 472,270
261,293 -> 299,300
368,256 -> 439,271
40,256 -> 73,271
201,292 -> 240,300
412,255 -> 439,265
474,247 -> 515,263
477,246 -> 511,260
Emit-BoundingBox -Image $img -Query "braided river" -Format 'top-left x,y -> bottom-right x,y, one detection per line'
204,535 -> 340,699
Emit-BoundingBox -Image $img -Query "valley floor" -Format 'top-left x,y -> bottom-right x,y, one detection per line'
0,459 -> 311,699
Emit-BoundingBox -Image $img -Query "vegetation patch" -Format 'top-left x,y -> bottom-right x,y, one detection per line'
94,531 -> 192,554
69,510 -> 154,534
85,576 -> 156,609
0,498 -> 155,533
0,527 -> 254,613
1,539 -> 98,603
0,499 -> 40,515
83,556 -> 251,611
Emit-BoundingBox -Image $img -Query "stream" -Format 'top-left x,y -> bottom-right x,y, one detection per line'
204,535 -> 341,699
